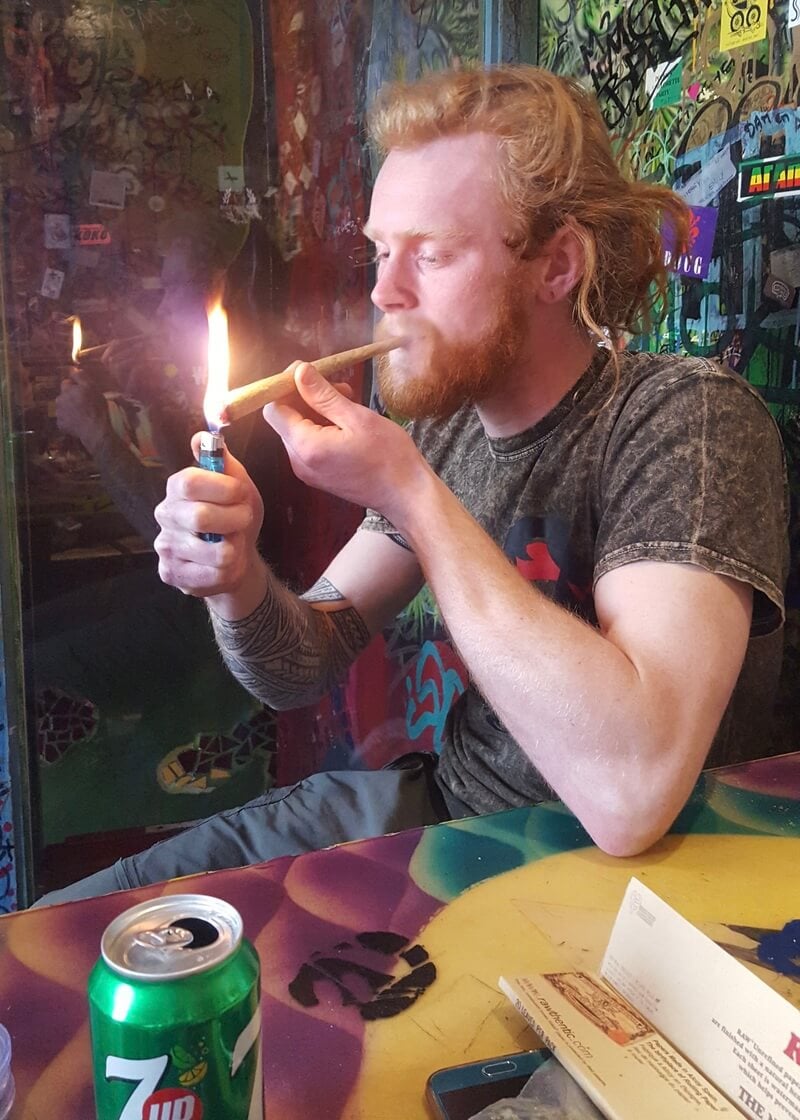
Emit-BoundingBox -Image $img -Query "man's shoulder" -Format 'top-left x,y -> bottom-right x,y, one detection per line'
616,350 -> 773,416
620,348 -> 752,389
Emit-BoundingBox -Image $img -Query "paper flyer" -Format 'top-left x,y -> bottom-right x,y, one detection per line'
719,0 -> 768,52
500,971 -> 739,1119
678,146 -> 737,208
602,879 -> 800,1120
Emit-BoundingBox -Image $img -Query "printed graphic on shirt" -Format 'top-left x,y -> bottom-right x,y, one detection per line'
504,515 -> 595,621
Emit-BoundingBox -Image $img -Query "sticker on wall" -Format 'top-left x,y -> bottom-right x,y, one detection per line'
738,154 -> 800,201
75,223 -> 111,247
44,214 -> 71,250
663,206 -> 719,280
770,246 -> 800,287
89,170 -> 127,210
763,273 -> 795,310
677,146 -> 737,208
40,268 -> 65,300
217,165 -> 244,191
719,0 -> 767,51
645,58 -> 683,110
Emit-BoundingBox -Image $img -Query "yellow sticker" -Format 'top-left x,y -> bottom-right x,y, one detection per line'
719,0 -> 768,51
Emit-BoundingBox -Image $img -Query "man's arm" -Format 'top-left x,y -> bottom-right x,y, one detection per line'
154,444 -> 424,709
208,533 -> 423,709
396,469 -> 752,855
262,363 -> 757,856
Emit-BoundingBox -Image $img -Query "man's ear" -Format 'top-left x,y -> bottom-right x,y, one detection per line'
529,224 -> 585,304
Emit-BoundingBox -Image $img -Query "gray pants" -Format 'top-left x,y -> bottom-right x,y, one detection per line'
36,754 -> 450,907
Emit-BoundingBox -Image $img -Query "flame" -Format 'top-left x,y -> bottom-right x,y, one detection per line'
71,317 -> 82,363
204,300 -> 229,429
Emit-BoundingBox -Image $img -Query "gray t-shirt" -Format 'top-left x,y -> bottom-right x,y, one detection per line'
361,350 -> 790,817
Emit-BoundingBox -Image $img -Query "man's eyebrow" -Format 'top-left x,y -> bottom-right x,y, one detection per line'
361,223 -> 469,243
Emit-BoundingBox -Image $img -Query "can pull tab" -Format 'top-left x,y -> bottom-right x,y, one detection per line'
134,926 -> 195,950
120,913 -> 225,974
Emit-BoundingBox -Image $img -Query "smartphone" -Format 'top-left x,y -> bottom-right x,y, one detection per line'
426,1048 -> 552,1120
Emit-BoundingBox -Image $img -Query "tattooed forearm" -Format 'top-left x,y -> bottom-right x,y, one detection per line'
300,575 -> 346,603
210,574 -> 371,709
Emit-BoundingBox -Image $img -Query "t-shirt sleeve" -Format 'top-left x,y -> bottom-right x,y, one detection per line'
594,365 -> 789,635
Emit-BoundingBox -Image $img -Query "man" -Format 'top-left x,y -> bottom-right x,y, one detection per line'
39,65 -> 788,905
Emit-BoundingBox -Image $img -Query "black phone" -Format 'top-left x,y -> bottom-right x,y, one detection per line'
426,1048 -> 552,1120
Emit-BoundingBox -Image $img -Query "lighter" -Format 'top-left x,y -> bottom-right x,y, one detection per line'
198,430 -> 225,543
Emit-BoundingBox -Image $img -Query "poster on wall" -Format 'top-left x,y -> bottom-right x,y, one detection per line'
662,206 -> 719,280
719,0 -> 767,52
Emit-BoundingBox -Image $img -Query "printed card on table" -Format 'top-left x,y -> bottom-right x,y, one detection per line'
500,969 -> 738,1120
502,880 -> 800,1120
602,879 -> 800,1120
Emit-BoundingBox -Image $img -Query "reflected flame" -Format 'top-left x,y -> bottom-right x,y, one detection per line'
204,301 -> 229,430
71,317 -> 82,363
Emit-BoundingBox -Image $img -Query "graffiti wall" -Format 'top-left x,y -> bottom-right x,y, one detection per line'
0,0 -> 483,898
539,0 -> 799,749
269,0 -> 481,782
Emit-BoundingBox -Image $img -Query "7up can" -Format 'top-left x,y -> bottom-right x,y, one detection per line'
88,894 -> 262,1120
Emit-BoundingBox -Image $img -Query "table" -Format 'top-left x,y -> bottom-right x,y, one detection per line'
3,753 -> 800,1118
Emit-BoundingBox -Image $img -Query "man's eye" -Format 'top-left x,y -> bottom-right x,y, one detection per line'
349,247 -> 387,268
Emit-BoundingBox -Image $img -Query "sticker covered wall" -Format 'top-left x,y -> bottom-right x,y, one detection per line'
539,0 -> 799,748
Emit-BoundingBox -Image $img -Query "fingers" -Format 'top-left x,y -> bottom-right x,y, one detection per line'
188,434 -> 251,483
155,457 -> 263,597
159,465 -> 253,529
294,362 -> 356,419
155,529 -> 250,597
263,364 -> 362,440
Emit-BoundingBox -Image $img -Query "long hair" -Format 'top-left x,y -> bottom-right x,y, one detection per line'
367,65 -> 689,347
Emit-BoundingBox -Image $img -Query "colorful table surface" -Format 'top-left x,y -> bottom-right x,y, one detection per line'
4,753 -> 800,1119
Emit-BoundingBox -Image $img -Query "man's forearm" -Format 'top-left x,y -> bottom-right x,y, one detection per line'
390,468 -> 734,855
209,573 -> 371,709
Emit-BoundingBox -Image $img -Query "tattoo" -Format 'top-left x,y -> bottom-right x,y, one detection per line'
301,576 -> 346,603
211,576 -> 371,709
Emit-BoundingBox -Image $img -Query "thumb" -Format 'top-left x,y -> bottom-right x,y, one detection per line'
190,433 -> 249,481
293,362 -> 355,423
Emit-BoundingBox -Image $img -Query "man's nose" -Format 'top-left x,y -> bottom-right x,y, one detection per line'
370,258 -> 417,313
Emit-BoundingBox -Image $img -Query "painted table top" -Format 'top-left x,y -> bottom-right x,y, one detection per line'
3,752 -> 800,1119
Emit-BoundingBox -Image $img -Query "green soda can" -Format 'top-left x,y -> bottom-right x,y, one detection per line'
88,894 -> 262,1120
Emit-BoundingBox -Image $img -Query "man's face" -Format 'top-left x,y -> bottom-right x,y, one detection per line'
365,133 -> 531,419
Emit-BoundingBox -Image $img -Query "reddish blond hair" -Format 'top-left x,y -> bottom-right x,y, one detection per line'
367,65 -> 690,345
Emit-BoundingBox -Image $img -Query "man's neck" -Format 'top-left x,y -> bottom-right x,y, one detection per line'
476,320 -> 600,438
